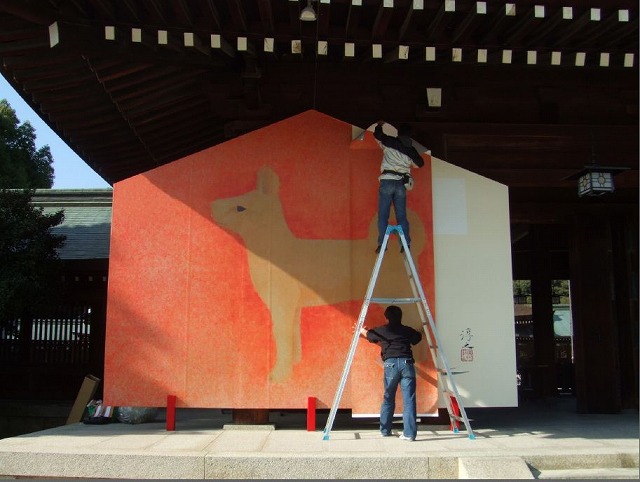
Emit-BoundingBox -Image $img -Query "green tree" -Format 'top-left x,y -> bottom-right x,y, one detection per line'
0,190 -> 65,321
0,99 -> 54,189
0,99 -> 64,324
513,280 -> 531,297
552,280 -> 570,303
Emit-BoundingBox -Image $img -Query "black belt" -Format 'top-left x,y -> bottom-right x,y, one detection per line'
382,170 -> 406,177
384,357 -> 414,363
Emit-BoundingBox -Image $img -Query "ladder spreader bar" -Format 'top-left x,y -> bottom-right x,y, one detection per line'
369,297 -> 422,304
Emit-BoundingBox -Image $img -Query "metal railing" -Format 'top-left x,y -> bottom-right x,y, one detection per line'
0,305 -> 93,366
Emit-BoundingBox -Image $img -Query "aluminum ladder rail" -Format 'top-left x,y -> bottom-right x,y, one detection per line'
396,226 -> 475,440
322,224 -> 475,440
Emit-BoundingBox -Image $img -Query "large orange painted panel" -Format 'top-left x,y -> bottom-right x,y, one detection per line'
104,110 -> 436,415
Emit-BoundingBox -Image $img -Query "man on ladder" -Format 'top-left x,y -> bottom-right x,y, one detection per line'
321,121 -> 474,441
358,305 -> 423,441
373,120 -> 424,253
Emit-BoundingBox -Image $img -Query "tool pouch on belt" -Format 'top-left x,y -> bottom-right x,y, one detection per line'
383,170 -> 414,191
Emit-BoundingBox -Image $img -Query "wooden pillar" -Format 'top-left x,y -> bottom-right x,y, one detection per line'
232,409 -> 270,424
610,215 -> 639,410
89,301 -> 107,387
530,225 -> 556,398
569,214 -> 621,413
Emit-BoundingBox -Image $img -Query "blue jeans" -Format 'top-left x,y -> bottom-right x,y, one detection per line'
380,357 -> 417,439
377,180 -> 410,246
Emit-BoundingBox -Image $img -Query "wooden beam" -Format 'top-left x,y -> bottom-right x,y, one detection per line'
598,18 -> 638,49
526,7 -> 568,48
133,98 -> 207,127
12,59 -> 89,82
211,34 -> 236,58
237,37 -> 257,58
0,36 -> 49,55
501,6 -> 543,46
124,91 -> 201,119
479,3 -> 517,45
451,2 -> 485,44
372,0 -> 393,41
0,0 -> 55,24
202,0 -> 224,31
554,9 -> 594,45
60,121 -> 124,136
383,45 -> 409,63
115,79 -> 198,111
21,75 -> 96,94
317,1 -> 331,37
87,0 -> 115,21
256,0 -> 275,34
91,63 -> 157,85
119,0 -> 141,23
174,0 -> 193,26
399,0 -> 424,41
425,1 -> 455,43
144,0 -> 167,24
111,72 -> 195,102
346,1 -> 362,39
288,0 -> 301,29
183,32 -> 210,57
227,0 -> 248,32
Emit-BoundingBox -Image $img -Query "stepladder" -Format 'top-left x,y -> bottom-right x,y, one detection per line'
322,224 -> 475,440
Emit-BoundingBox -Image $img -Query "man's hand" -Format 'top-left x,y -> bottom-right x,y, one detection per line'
353,323 -> 367,336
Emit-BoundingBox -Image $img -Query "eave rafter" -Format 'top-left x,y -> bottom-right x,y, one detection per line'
372,1 -> 393,41
119,0 -> 141,23
227,0 -> 248,32
87,0 -> 115,21
257,0 -> 275,34
0,0 -> 635,187
425,1 -> 456,43
346,1 -> 362,39
202,0 -> 224,31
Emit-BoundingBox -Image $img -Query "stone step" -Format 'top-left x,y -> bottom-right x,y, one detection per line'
459,456 -> 535,479
535,467 -> 639,479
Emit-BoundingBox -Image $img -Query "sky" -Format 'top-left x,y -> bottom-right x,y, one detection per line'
1,75 -> 112,189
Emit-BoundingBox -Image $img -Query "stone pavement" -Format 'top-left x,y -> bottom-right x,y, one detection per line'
0,397 -> 637,479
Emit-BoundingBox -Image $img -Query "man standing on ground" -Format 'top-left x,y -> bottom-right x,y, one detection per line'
373,120 -> 424,253
359,305 -> 423,441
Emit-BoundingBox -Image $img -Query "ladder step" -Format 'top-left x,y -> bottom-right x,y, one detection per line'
450,415 -> 475,422
369,297 -> 422,304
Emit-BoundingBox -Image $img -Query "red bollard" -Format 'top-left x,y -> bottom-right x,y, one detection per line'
307,396 -> 316,431
166,394 -> 176,431
449,395 -> 460,431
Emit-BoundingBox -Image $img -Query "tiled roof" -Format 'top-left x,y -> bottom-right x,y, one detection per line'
32,189 -> 113,260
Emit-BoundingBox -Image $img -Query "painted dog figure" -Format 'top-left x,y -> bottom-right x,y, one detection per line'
212,167 -> 426,382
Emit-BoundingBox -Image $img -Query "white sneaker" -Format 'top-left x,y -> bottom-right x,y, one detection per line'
398,434 -> 415,441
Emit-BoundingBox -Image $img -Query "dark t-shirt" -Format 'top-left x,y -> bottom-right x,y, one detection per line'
365,323 -> 422,361
373,125 -> 425,168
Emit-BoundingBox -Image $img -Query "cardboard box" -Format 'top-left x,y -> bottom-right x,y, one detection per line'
66,375 -> 101,424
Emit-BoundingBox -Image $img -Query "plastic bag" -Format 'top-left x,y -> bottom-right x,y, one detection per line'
83,400 -> 114,425
115,406 -> 158,424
